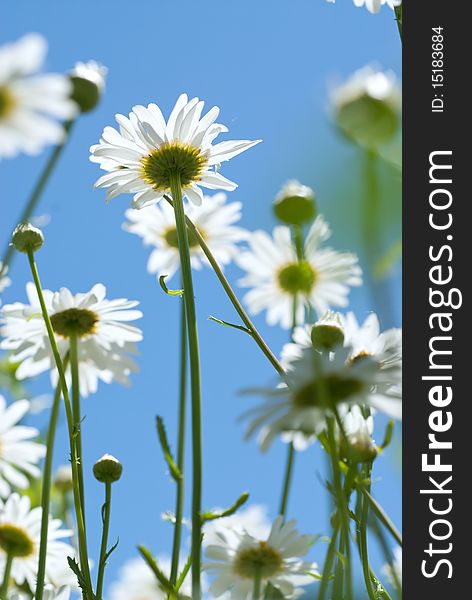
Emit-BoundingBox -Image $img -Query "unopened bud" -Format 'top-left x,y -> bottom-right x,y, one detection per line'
70,61 -> 107,113
273,180 -> 317,225
311,311 -> 344,351
93,454 -> 122,483
12,223 -> 44,254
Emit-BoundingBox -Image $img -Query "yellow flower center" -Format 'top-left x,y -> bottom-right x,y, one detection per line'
163,225 -> 201,249
50,308 -> 99,338
0,87 -> 15,119
293,374 -> 366,409
277,261 -> 317,295
233,541 -> 283,580
0,523 -> 34,558
141,142 -> 208,191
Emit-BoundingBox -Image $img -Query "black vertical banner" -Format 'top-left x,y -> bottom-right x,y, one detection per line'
404,0 -> 468,597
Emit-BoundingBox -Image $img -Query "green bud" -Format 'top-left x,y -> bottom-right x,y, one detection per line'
93,454 -> 122,484
332,67 -> 400,149
341,437 -> 378,464
12,223 -> 44,254
311,312 -> 344,351
273,180 -> 317,225
54,465 -> 73,493
70,61 -> 107,113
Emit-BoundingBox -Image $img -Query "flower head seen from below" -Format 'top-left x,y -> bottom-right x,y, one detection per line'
0,33 -> 77,159
341,405 -> 377,463
0,282 -> 143,397
91,93 -> 261,209
70,60 -> 107,113
0,396 -> 46,498
326,0 -> 401,14
109,555 -> 191,600
0,493 -> 74,590
244,341 -> 401,451
205,515 -> 318,598
124,192 -> 248,280
237,216 -> 362,329
331,65 -> 401,148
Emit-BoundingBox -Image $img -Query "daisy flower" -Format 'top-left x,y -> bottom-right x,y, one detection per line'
326,0 -> 401,13
0,283 -> 143,397
124,192 -> 248,280
0,396 -> 46,498
341,405 -> 377,462
109,555 -> 191,600
205,515 -> 318,598
91,93 -> 261,209
0,33 -> 77,159
0,493 -> 74,591
382,546 -> 402,586
244,344 -> 401,451
237,217 -> 362,329
70,60 -> 107,114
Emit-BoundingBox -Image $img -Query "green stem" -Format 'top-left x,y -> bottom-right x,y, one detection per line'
371,519 -> 402,598
70,334 -> 87,520
279,443 -> 295,519
0,120 -> 75,278
96,482 -> 112,600
358,465 -> 378,600
168,175 -> 203,599
164,195 -> 284,379
253,569 -> 262,600
317,515 -> 340,600
0,554 -> 13,600
26,250 -> 93,594
170,291 -> 187,585
326,417 -> 353,600
359,485 -> 402,547
35,380 -> 63,600
394,5 -> 402,42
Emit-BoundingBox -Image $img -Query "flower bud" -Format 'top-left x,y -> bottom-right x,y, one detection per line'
54,465 -> 73,493
12,223 -> 44,254
311,311 -> 344,351
70,61 -> 107,113
340,407 -> 378,463
273,180 -> 317,225
93,454 -> 122,483
332,67 -> 400,149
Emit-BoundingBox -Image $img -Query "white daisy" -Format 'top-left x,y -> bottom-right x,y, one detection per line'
203,505 -> 271,549
0,33 -> 77,159
382,546 -> 402,586
91,93 -> 261,209
124,192 -> 248,280
326,0 -> 401,13
244,345 -> 401,451
0,396 -> 46,498
205,515 -> 318,599
0,493 -> 74,591
109,555 -> 191,600
0,283 -> 143,397
237,216 -> 362,329
341,405 -> 377,462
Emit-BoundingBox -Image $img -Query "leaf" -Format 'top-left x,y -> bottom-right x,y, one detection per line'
208,316 -> 252,335
156,416 -> 182,482
67,556 -> 95,600
379,419 -> 395,451
138,545 -> 176,596
159,274 -> 184,297
175,552 -> 192,592
104,537 -> 120,563
264,582 -> 285,599
201,491 -> 249,522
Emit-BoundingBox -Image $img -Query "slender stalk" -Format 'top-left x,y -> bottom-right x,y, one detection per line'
359,486 -> 402,547
0,554 -> 13,600
371,519 -> 402,598
70,334 -> 87,519
326,417 -> 353,600
96,482 -> 112,600
35,380 -> 64,600
358,465 -> 378,600
253,570 -> 262,600
317,516 -> 340,600
168,175 -> 203,599
0,120 -> 75,278
170,292 -> 187,585
26,250 -> 93,593
394,5 -> 402,42
279,443 -> 295,519
164,196 -> 284,379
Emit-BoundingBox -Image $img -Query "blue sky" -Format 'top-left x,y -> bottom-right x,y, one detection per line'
2,0 -> 402,594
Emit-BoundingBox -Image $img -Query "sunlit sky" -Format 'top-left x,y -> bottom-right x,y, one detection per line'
2,0 -> 401,594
